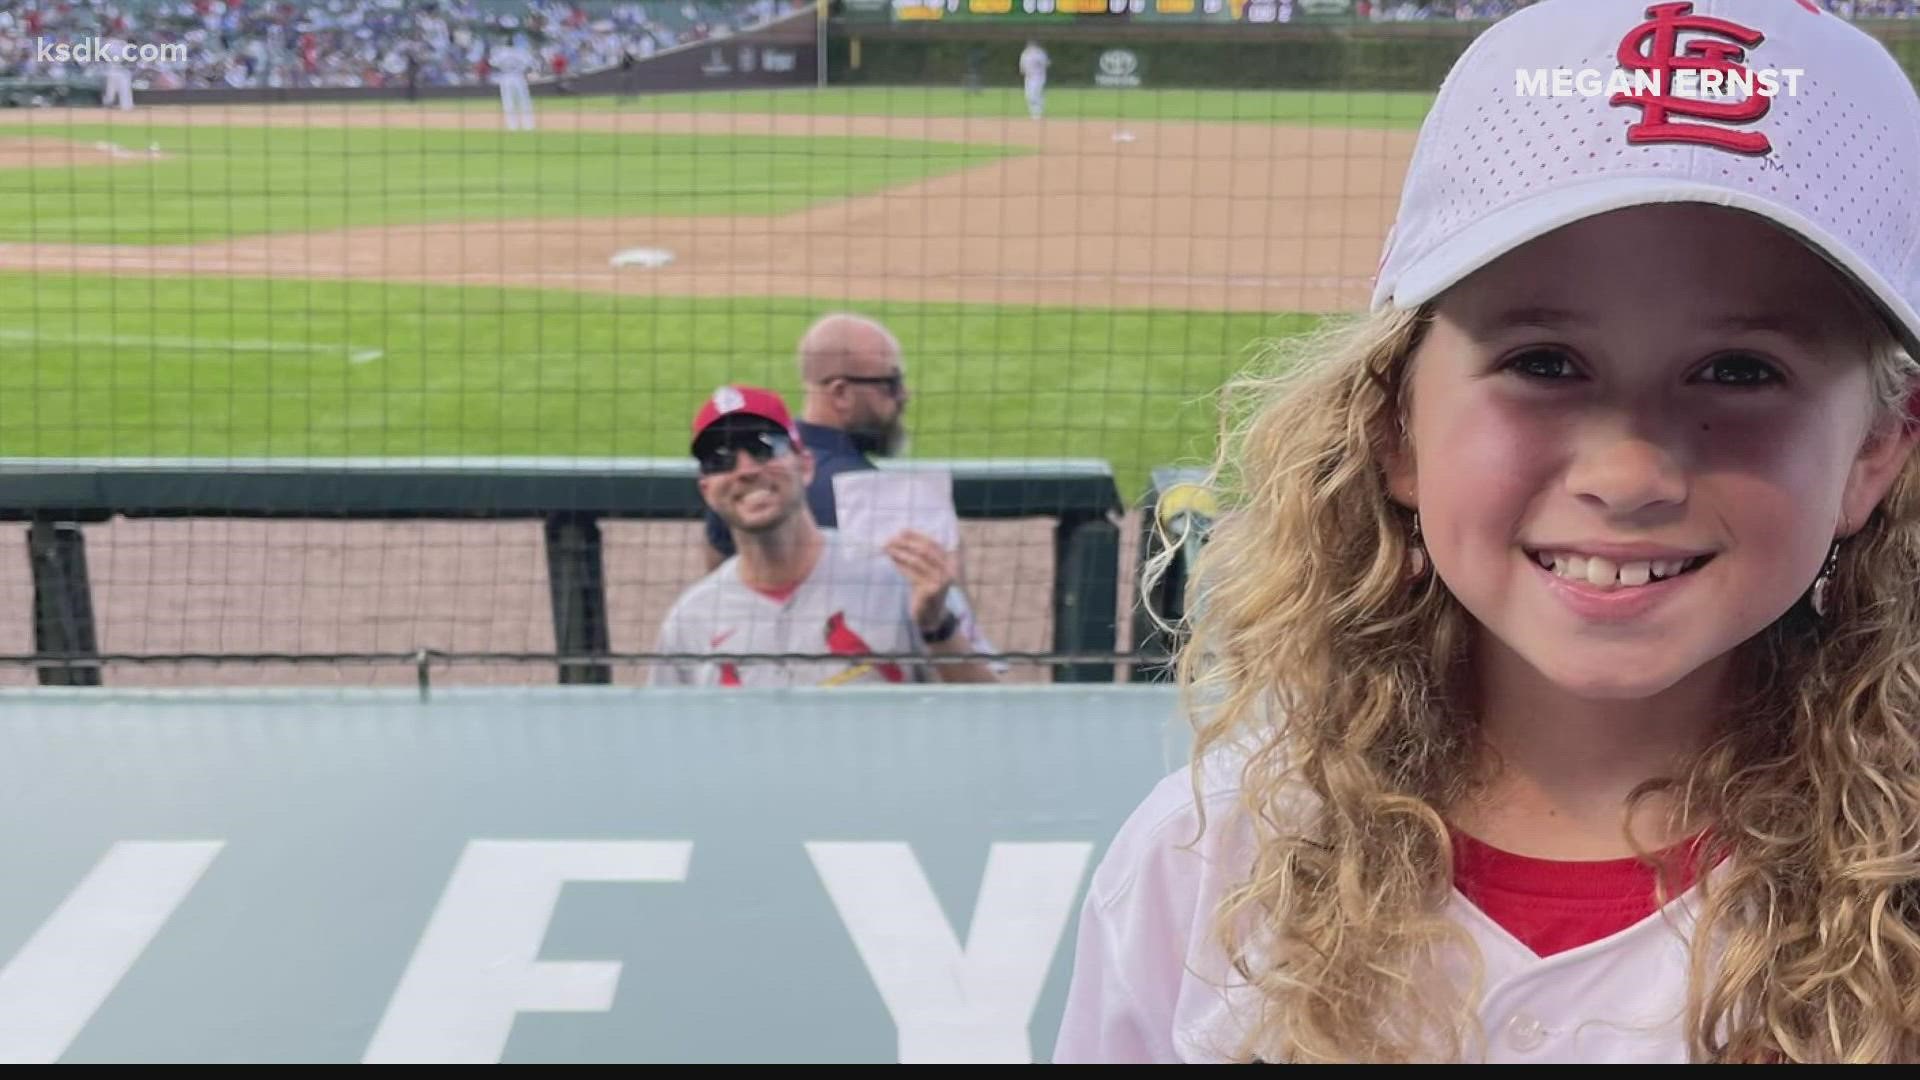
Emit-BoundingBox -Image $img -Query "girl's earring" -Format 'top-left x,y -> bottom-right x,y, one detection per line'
1407,513 -> 1427,579
1811,539 -> 1842,618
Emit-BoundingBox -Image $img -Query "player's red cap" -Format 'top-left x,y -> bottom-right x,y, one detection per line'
690,385 -> 803,453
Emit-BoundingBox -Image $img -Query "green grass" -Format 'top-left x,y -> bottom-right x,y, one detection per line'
0,272 -> 1318,499
408,86 -> 1436,127
0,124 -> 1019,244
0,91 -> 1389,496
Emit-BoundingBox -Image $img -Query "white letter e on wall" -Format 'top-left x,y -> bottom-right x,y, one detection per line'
364,840 -> 692,1064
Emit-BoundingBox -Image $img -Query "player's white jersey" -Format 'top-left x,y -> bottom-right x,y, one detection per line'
489,44 -> 534,78
1019,45 -> 1049,80
651,530 -> 930,688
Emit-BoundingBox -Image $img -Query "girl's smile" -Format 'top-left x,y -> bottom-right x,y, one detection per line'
1524,545 -> 1714,624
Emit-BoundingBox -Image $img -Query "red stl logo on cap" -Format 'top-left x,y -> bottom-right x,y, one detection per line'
690,385 -> 802,449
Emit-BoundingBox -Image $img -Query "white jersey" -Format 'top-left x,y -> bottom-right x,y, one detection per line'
651,530 -> 931,688
1019,45 -> 1049,80
1052,754 -> 1708,1063
489,44 -> 534,78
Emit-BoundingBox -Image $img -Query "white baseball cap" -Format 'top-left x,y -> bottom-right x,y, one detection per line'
1371,0 -> 1920,357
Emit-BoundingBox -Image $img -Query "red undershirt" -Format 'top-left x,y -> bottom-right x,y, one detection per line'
747,582 -> 799,604
1451,830 -> 1714,958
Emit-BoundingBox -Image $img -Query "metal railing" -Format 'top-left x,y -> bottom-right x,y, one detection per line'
1,457 -> 1128,687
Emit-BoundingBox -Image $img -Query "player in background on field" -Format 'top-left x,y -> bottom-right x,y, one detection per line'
654,386 -> 999,688
1019,40 -> 1049,120
98,38 -> 135,111
489,33 -> 536,132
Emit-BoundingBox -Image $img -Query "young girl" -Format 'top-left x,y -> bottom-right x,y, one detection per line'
1054,0 -> 1920,1064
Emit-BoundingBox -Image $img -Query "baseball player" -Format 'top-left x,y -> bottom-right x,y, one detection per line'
489,35 -> 536,132
98,39 -> 135,111
1056,0 -> 1920,1064
653,386 -> 999,688
1018,40 -> 1049,120
699,313 -> 1002,664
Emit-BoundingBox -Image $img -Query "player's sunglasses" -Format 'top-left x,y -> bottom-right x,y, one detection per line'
695,431 -> 795,476
826,372 -> 905,399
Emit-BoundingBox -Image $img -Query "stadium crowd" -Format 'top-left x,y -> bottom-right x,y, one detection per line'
0,0 -> 806,91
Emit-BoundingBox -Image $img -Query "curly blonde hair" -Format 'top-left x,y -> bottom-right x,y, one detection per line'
1162,294 -> 1920,1063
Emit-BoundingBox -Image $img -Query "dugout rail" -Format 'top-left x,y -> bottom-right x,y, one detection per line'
0,457 -> 1124,687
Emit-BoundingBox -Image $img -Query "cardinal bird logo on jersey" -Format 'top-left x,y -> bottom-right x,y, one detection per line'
823,612 -> 906,685
709,629 -> 742,686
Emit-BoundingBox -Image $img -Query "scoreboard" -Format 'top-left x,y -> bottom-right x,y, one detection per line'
843,0 -> 1356,23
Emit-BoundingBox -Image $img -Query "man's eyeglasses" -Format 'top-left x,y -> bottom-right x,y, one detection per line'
696,431 -> 795,476
825,372 -> 905,399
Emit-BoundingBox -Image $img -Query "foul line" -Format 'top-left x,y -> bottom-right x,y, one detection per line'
0,329 -> 383,364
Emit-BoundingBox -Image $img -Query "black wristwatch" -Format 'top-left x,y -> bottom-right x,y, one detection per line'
921,611 -> 961,645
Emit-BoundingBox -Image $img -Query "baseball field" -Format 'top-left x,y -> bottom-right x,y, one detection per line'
0,86 -> 1425,683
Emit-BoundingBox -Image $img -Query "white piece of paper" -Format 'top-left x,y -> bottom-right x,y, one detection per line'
833,469 -> 960,553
